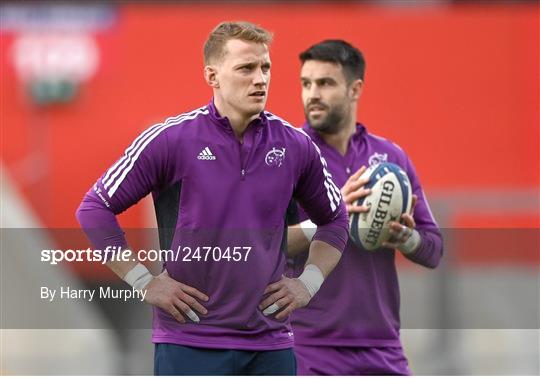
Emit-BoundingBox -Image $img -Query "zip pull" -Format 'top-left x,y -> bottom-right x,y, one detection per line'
241,169 -> 246,178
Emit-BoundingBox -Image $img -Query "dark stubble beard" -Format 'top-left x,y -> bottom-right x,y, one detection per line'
305,101 -> 349,135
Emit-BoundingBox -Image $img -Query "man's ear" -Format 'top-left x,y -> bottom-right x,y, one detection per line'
204,66 -> 219,88
350,79 -> 363,101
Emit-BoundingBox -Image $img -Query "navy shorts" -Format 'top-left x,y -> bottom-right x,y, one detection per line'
154,343 -> 296,375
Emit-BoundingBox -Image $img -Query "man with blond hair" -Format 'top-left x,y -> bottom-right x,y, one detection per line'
77,22 -> 348,375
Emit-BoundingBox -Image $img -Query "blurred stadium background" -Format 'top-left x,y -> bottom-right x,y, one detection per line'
1,1 -> 538,375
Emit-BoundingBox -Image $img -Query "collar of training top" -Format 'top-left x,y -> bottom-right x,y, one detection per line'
207,98 -> 268,132
303,122 -> 368,143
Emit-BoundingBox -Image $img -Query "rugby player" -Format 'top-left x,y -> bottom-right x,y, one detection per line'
77,23 -> 349,375
288,39 -> 444,375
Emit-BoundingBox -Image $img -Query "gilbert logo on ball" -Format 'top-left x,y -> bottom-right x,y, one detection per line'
349,163 -> 412,251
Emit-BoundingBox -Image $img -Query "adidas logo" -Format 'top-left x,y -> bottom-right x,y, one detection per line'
197,147 -> 216,160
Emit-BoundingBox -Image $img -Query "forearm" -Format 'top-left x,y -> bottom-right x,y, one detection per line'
403,227 -> 444,269
310,203 -> 349,254
305,239 -> 342,278
106,259 -> 139,280
287,224 -> 311,257
290,202 -> 348,277
77,190 -> 140,278
76,190 -> 128,251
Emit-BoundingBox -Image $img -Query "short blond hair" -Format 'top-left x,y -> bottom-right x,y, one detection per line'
203,21 -> 273,65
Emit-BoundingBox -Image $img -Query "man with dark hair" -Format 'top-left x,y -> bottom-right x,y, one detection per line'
287,39 -> 443,375
77,23 -> 349,375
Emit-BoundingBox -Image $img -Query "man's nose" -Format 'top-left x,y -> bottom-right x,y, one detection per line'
253,69 -> 268,86
307,84 -> 321,100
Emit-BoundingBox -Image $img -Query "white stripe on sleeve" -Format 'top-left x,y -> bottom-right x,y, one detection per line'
105,107 -> 208,197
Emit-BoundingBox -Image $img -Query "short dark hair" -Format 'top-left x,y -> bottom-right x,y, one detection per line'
299,40 -> 365,82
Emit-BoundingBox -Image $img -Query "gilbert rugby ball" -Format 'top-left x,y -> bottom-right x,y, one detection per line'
349,162 -> 412,250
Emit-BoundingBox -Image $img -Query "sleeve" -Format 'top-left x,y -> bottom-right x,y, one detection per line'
402,155 -> 444,268
76,126 -> 171,253
293,136 -> 349,253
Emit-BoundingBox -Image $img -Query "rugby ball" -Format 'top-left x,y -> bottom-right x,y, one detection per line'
349,162 -> 412,250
